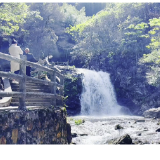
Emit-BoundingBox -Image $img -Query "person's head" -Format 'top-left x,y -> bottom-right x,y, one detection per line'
25,48 -> 30,54
12,39 -> 17,45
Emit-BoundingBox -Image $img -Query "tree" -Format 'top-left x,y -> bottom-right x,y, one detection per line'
19,3 -> 63,59
0,3 -> 29,36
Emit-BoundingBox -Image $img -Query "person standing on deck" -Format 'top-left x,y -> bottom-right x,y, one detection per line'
24,48 -> 37,76
9,39 -> 23,74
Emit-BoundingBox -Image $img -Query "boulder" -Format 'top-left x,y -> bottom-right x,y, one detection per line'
66,123 -> 72,144
79,134 -> 88,136
115,124 -> 123,130
143,107 -> 160,118
137,133 -> 141,136
112,134 -> 132,144
71,142 -> 76,145
135,119 -> 145,122
157,122 -> 160,125
156,128 -> 160,132
71,133 -> 77,138
133,140 -> 144,145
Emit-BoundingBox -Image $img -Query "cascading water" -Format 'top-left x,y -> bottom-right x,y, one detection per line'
71,69 -> 157,145
78,69 -> 122,116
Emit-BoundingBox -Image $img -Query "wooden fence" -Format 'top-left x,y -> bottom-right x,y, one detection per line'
0,52 -> 64,110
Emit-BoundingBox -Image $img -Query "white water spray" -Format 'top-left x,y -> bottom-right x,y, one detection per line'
77,69 -> 122,116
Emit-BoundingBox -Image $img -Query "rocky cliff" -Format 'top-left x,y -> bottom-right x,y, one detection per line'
80,54 -> 160,116
58,66 -> 82,116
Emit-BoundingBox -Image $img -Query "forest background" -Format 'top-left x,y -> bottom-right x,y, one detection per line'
1,2 -> 160,114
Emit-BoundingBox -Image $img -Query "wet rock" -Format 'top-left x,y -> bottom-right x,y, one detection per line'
137,133 -> 141,136
71,133 -> 78,138
0,78 -> 4,90
67,123 -> 72,144
143,140 -> 150,144
115,124 -> 123,130
112,134 -> 132,144
156,128 -> 160,132
79,134 -> 88,136
133,140 -> 144,145
143,107 -> 160,118
135,119 -> 145,122
143,127 -> 148,131
70,142 -> 77,146
64,74 -> 83,116
146,132 -> 157,136
157,122 -> 160,125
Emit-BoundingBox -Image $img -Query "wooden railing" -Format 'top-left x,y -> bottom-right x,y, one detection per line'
0,52 -> 64,110
54,61 -> 69,66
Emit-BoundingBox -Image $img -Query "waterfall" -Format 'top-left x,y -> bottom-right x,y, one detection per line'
78,69 -> 122,116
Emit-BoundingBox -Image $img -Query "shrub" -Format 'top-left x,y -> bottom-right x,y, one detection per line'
75,119 -> 85,125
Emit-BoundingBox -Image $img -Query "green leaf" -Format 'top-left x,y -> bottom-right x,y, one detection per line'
149,30 -> 156,35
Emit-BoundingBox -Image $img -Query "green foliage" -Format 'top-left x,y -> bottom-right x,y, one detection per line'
75,3 -> 107,16
20,3 -> 61,59
67,117 -> 73,123
141,50 -> 160,64
2,2 -> 160,90
60,3 -> 88,27
144,18 -> 160,50
63,96 -> 68,101
0,3 -> 29,35
149,18 -> 160,27
51,105 -> 54,109
62,107 -> 67,113
134,22 -> 148,30
65,74 -> 78,82
67,10 -> 110,35
69,65 -> 76,70
75,119 -> 85,125
67,2 -> 153,67
140,50 -> 160,86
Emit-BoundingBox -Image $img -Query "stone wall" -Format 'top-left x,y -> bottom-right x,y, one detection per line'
0,107 -> 71,144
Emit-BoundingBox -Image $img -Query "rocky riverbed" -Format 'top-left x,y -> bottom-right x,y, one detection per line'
68,115 -> 160,144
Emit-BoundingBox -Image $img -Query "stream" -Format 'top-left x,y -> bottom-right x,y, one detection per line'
68,115 -> 160,144
69,69 -> 160,144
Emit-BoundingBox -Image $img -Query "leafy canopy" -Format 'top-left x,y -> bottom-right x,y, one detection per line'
0,3 -> 29,35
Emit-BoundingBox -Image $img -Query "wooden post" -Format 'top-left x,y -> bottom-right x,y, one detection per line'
59,76 -> 64,106
38,70 -> 41,79
67,61 -> 69,70
19,55 -> 27,110
59,76 -> 64,96
50,71 -> 56,107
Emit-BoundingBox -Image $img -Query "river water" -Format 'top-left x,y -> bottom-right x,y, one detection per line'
69,69 -> 160,144
69,115 -> 160,144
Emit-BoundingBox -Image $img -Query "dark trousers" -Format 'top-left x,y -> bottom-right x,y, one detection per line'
14,68 -> 31,76
14,70 -> 20,74
26,66 -> 31,76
